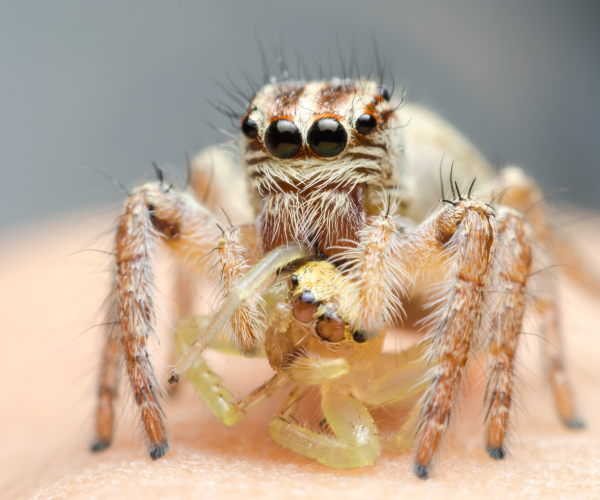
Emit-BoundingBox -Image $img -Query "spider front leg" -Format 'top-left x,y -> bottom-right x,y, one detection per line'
172,145 -> 259,331
406,197 -> 497,479
338,210 -> 407,338
92,181 -> 259,458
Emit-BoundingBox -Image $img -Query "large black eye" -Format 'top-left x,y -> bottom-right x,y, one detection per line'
308,118 -> 348,158
355,114 -> 377,136
241,116 -> 258,139
264,119 -> 302,159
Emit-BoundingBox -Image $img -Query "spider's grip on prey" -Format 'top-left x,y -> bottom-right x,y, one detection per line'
90,76 -> 593,478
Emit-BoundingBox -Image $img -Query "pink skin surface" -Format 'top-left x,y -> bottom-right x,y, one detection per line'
1,210 -> 599,500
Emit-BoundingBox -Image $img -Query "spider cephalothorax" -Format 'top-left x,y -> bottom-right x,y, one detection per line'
240,79 -> 405,256
91,73 -> 590,479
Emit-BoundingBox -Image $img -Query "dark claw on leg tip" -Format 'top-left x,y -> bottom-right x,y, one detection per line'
487,446 -> 505,460
565,418 -> 585,429
91,440 -> 111,453
168,373 -> 179,385
414,464 -> 429,479
150,443 -> 169,460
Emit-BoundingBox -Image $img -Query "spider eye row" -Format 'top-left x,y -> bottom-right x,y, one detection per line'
240,114 -> 378,159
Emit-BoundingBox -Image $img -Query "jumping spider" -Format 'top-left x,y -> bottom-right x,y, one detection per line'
92,77 -> 587,479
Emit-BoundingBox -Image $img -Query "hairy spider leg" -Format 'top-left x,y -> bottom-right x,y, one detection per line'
492,167 -> 587,427
336,210 -> 408,338
93,181 -> 260,459
484,208 -> 532,460
536,300 -> 584,427
176,146 -> 263,352
91,319 -> 120,452
402,197 -> 497,479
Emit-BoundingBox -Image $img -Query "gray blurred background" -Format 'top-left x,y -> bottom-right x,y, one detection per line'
1,0 -> 599,231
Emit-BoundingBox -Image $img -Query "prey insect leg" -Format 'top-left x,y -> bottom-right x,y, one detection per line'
351,340 -> 432,408
351,341 -> 433,453
169,242 -> 311,383
175,314 -> 289,424
175,314 -> 285,425
269,384 -> 380,468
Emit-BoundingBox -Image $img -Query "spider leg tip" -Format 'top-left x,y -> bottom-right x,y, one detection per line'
168,372 -> 180,385
91,439 -> 111,453
486,445 -> 506,461
150,443 -> 170,460
414,464 -> 430,480
564,417 -> 586,430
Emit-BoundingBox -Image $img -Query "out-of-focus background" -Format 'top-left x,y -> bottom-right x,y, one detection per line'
1,0 -> 599,231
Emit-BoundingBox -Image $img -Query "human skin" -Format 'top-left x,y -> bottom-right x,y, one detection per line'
1,210 -> 599,499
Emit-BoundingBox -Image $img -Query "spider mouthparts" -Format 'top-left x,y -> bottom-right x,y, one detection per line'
168,372 -> 180,384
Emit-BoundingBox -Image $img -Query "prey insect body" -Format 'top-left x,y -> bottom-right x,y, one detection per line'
92,75 -> 589,479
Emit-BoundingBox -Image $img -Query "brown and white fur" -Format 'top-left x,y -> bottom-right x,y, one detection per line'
92,77 -> 591,478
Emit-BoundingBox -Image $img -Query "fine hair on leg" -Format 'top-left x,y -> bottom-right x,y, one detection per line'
93,181 -> 227,458
484,208 -> 532,460
405,197 -> 497,479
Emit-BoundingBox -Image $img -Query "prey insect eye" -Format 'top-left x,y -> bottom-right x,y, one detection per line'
352,330 -> 368,343
265,119 -> 302,159
308,118 -> 348,158
287,274 -> 299,290
355,114 -> 377,136
241,116 -> 258,139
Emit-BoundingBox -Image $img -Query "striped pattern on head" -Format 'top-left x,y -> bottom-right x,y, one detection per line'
240,79 -> 402,195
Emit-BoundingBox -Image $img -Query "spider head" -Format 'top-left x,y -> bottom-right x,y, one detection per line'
240,79 -> 398,193
240,79 -> 403,256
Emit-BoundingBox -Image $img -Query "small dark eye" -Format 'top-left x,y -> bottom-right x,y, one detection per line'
264,119 -> 302,159
378,87 -> 390,102
352,330 -> 368,343
355,114 -> 377,136
287,274 -> 299,290
241,116 -> 258,139
308,118 -> 348,158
